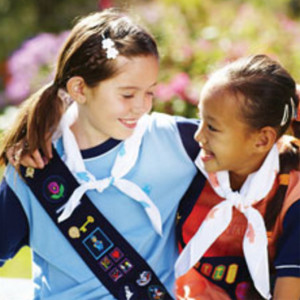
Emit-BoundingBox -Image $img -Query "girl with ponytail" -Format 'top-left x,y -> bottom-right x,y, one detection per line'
0,8 -> 201,299
175,54 -> 300,300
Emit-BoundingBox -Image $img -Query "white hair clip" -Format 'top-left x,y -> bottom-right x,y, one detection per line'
290,97 -> 296,120
102,37 -> 119,59
280,103 -> 289,126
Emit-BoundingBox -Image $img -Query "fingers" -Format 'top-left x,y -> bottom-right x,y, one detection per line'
30,149 -> 46,169
45,138 -> 53,159
6,146 -> 18,166
6,146 -> 47,169
20,155 -> 41,169
5,135 -> 53,169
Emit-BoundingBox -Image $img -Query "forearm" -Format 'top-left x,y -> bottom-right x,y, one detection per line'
273,277 -> 300,300
0,179 -> 29,264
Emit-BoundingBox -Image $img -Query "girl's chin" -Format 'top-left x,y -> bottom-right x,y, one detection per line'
202,161 -> 220,174
112,130 -> 134,141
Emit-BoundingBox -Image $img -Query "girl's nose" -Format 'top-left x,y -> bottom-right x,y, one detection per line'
132,95 -> 150,114
194,123 -> 206,145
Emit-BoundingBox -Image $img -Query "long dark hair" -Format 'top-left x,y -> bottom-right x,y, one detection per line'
0,8 -> 159,167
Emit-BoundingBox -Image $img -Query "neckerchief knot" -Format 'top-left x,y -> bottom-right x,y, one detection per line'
175,144 -> 279,300
54,103 -> 163,236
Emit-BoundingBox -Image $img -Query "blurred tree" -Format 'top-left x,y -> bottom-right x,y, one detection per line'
1,0 -> 300,117
32,0 -> 101,31
289,0 -> 300,16
0,0 -> 100,61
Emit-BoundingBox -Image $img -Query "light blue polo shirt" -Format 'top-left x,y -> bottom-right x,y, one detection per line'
2,112 -> 199,299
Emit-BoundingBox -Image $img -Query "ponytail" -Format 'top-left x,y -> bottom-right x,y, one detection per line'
0,82 -> 64,170
264,138 -> 299,230
265,121 -> 300,230
264,89 -> 300,230
291,120 -> 300,139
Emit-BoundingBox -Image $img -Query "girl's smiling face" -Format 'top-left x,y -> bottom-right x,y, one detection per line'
73,55 -> 159,148
194,83 -> 262,180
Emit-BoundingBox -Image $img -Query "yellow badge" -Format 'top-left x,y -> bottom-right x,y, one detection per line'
68,226 -> 80,239
25,167 -> 35,178
80,216 -> 95,233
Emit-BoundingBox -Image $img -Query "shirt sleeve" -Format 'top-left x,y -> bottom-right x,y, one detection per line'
0,178 -> 29,267
175,116 -> 200,161
274,200 -> 300,277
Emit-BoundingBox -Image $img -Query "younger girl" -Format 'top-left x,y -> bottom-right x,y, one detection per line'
0,9 -> 200,299
175,55 -> 300,300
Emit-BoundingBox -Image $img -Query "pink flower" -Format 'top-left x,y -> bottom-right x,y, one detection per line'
277,14 -> 299,34
155,72 -> 198,106
98,0 -> 114,10
48,182 -> 60,194
5,31 -> 69,104
197,39 -> 213,52
170,73 -> 190,96
155,83 -> 175,102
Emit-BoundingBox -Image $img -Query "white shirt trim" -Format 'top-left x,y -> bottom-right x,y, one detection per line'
275,265 -> 300,269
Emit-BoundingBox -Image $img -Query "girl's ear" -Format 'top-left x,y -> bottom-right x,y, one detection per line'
66,76 -> 87,104
254,126 -> 277,153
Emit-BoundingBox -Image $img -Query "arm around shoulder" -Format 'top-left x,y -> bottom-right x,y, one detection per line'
0,178 -> 29,266
273,200 -> 300,299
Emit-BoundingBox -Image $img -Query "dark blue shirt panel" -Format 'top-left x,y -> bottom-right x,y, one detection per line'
0,178 -> 29,266
175,116 -> 200,161
274,200 -> 300,277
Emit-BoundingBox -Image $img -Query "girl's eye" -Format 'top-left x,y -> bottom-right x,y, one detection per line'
123,94 -> 134,99
208,124 -> 217,132
146,92 -> 154,98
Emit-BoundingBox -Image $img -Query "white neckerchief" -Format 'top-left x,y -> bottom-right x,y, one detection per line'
175,144 -> 279,299
54,103 -> 163,236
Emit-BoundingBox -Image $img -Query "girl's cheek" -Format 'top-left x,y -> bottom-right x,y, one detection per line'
119,100 -> 130,112
146,100 -> 153,112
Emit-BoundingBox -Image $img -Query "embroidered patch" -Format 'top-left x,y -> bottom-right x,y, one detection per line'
118,258 -> 133,274
83,227 -> 113,260
43,176 -> 67,203
109,267 -> 123,282
118,283 -> 139,300
147,285 -> 166,300
68,226 -> 80,239
99,256 -> 113,271
109,247 -> 124,262
235,281 -> 250,300
79,215 -> 94,233
25,167 -> 35,178
136,271 -> 152,286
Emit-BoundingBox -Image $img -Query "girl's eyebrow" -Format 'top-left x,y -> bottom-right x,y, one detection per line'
118,82 -> 157,90
207,115 -> 217,122
200,113 -> 220,125
206,115 -> 221,126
